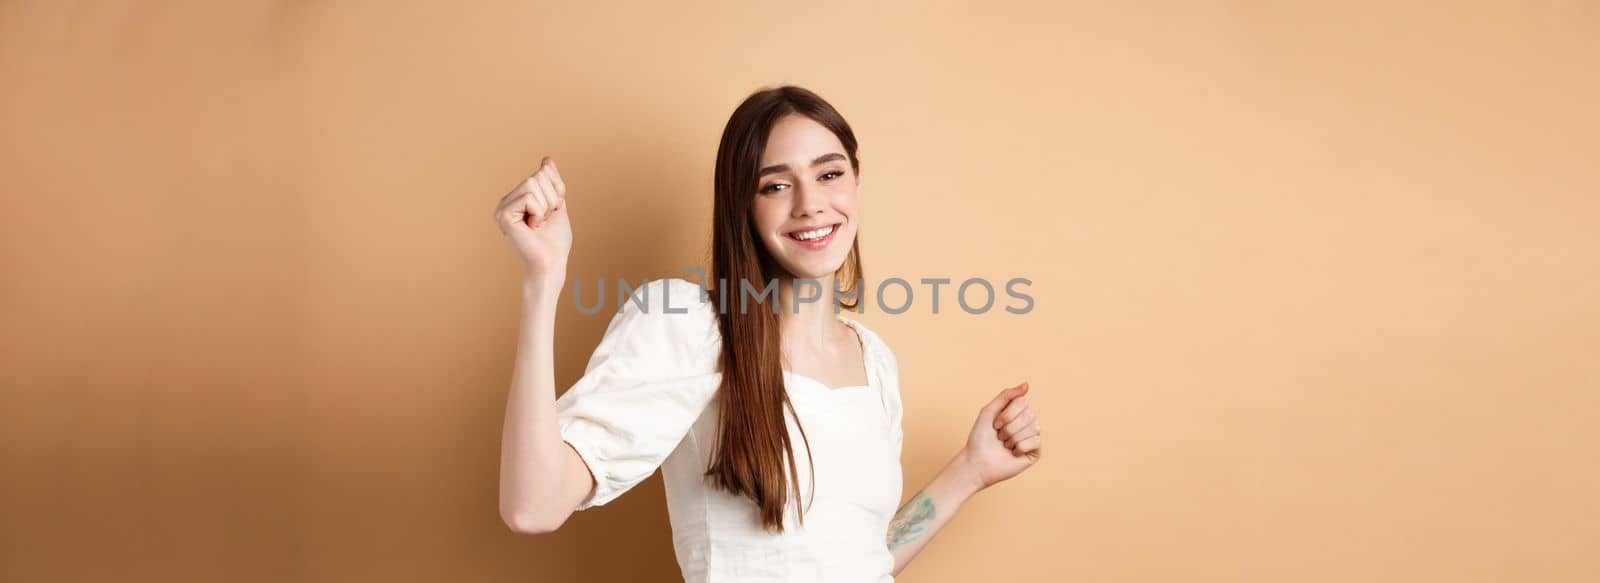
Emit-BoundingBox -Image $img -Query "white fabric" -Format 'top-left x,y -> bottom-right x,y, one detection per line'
554,278 -> 904,582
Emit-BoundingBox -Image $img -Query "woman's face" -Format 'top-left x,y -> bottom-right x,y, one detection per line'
750,113 -> 860,280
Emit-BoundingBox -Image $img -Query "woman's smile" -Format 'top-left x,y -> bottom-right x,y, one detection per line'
785,221 -> 842,250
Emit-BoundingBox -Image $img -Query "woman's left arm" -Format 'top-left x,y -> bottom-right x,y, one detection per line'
888,382 -> 1043,575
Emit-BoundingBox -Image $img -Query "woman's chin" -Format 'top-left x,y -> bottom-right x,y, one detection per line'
776,262 -> 846,282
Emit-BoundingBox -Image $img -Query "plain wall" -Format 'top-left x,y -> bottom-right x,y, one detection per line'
2,1 -> 1596,581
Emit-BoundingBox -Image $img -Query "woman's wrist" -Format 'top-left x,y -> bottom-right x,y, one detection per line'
946,450 -> 987,501
522,275 -> 566,305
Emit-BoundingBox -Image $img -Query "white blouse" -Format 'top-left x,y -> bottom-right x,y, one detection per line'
554,278 -> 905,582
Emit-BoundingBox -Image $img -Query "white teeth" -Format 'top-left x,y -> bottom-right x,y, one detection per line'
792,224 -> 835,241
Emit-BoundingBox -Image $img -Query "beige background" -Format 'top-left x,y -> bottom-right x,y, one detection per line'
2,1 -> 1597,581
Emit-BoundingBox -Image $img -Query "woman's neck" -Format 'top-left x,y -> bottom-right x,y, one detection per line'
774,274 -> 849,352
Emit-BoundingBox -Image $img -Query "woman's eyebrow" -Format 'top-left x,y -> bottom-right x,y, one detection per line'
758,152 -> 847,177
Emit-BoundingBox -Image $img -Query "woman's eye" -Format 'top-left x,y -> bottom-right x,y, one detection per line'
760,170 -> 841,194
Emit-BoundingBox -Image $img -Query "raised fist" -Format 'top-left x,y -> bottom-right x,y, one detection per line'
494,155 -> 572,278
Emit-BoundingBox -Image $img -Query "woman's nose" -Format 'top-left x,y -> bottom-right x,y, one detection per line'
792,183 -> 827,217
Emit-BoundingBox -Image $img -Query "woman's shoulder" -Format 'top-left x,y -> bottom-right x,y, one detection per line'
599,278 -> 720,364
617,278 -> 714,318
837,313 -> 899,371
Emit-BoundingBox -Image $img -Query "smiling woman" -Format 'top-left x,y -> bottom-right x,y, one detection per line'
757,147 -> 853,258
492,85 -> 1043,583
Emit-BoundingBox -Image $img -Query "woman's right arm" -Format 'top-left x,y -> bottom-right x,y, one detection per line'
492,156 -> 593,534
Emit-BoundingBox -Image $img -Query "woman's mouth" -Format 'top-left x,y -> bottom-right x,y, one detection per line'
785,222 -> 841,250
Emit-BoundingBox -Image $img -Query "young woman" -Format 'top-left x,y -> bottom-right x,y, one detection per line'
493,85 -> 1043,581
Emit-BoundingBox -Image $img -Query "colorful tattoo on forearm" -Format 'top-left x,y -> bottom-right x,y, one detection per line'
886,491 -> 936,551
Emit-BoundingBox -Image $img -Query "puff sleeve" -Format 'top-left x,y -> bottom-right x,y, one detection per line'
555,278 -> 722,510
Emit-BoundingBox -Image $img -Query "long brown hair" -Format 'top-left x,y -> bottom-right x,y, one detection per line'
702,85 -> 865,533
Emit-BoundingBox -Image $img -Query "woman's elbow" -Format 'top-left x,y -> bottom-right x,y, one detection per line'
501,505 -> 566,535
